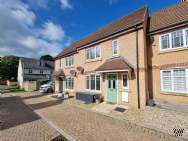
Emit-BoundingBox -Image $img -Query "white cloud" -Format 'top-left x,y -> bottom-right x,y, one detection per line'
11,3 -> 36,26
60,0 -> 72,9
40,21 -> 65,41
0,0 -> 67,58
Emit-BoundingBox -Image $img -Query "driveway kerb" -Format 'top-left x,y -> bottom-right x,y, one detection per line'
11,93 -> 76,141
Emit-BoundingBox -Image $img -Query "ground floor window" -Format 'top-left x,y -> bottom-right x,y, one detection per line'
122,73 -> 128,89
66,76 -> 74,90
161,68 -> 188,93
86,74 -> 100,91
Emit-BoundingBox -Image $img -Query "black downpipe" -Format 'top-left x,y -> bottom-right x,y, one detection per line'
135,26 -> 140,109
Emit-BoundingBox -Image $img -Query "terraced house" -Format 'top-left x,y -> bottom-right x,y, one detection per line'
54,1 -> 188,109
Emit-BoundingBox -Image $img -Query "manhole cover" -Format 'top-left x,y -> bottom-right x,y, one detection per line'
114,107 -> 126,112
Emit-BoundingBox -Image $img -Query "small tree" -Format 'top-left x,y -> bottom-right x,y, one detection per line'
0,56 -> 19,81
40,55 -> 54,61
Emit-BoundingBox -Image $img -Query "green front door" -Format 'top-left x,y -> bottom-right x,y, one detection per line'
107,74 -> 117,103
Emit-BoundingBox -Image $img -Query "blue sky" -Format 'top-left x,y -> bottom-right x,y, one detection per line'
0,0 -> 178,58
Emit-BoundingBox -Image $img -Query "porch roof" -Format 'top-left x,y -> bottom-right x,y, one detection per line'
95,57 -> 133,73
52,69 -> 65,76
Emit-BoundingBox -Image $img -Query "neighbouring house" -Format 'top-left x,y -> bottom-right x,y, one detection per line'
17,57 -> 54,89
54,1 -> 188,109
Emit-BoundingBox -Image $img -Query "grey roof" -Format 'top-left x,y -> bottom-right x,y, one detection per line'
20,57 -> 54,70
23,74 -> 50,80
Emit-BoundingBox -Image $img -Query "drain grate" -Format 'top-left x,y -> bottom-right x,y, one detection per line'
114,107 -> 126,112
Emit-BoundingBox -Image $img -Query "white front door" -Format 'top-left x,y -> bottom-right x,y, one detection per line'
122,73 -> 129,102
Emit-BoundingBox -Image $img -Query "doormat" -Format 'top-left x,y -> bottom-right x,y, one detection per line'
114,107 -> 126,112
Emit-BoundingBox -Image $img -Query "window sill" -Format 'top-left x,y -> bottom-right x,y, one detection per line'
85,89 -> 101,93
85,58 -> 102,63
64,66 -> 75,69
120,89 -> 130,92
159,47 -> 188,54
112,54 -> 119,58
66,89 -> 74,92
160,91 -> 188,97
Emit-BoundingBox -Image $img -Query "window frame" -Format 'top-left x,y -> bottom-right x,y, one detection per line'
112,39 -> 119,57
29,69 -> 32,74
85,74 -> 101,92
66,76 -> 74,91
159,28 -> 188,52
85,45 -> 101,61
40,70 -> 43,74
160,68 -> 188,94
122,73 -> 129,90
65,55 -> 74,67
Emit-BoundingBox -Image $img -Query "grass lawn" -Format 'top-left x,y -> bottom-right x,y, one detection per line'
7,86 -> 25,93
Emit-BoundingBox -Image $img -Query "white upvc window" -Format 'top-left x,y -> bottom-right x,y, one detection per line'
171,30 -> 184,48
161,68 -> 188,94
160,34 -> 170,50
29,69 -> 32,74
66,76 -> 74,90
59,59 -> 61,68
65,55 -> 74,67
186,29 -> 188,46
86,45 -> 101,61
122,73 -> 128,89
159,28 -> 188,51
86,74 -> 100,91
112,39 -> 119,56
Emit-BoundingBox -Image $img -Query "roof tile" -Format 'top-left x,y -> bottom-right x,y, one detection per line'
55,6 -> 147,59
149,1 -> 188,33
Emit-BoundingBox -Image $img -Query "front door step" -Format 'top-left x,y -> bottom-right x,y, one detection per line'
92,102 -> 128,114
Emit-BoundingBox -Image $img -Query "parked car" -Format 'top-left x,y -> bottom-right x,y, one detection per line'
39,81 -> 53,93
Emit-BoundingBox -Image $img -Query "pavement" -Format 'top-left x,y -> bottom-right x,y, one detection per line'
0,94 -> 61,141
12,92 -> 187,141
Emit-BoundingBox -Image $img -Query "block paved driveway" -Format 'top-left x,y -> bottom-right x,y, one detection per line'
18,92 -> 187,141
0,94 -> 60,141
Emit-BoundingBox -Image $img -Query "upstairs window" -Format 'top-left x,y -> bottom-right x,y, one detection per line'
160,28 -> 188,51
161,34 -> 170,50
86,45 -> 101,61
29,69 -> 32,74
112,39 -> 119,56
171,30 -> 183,48
186,30 -> 188,46
59,59 -> 61,68
65,56 -> 74,67
40,70 -> 43,74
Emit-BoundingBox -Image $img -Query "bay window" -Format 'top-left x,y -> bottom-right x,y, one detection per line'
86,74 -> 100,91
66,77 -> 74,90
65,56 -> 74,67
160,28 -> 188,51
86,45 -> 101,61
161,68 -> 188,93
